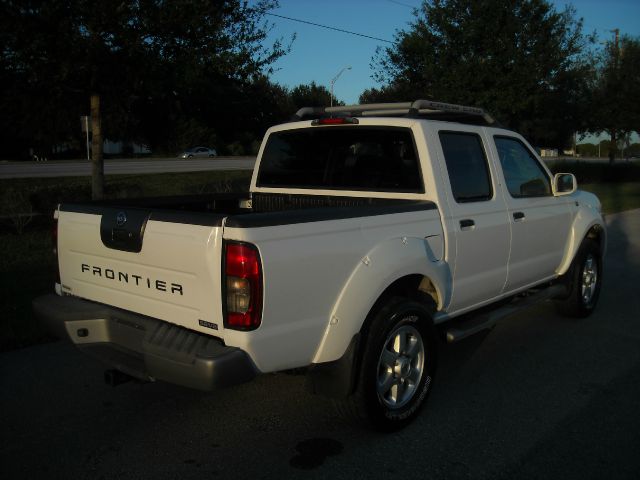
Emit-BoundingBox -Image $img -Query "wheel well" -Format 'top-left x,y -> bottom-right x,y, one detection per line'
586,224 -> 605,254
362,275 -> 438,336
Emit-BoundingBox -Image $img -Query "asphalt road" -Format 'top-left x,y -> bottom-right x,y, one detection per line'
1,210 -> 639,480
0,157 -> 255,179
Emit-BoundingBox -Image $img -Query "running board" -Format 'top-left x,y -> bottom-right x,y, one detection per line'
445,284 -> 566,343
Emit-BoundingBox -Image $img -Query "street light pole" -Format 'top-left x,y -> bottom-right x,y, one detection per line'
330,65 -> 352,107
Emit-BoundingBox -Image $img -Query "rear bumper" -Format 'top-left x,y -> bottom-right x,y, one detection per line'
33,294 -> 258,391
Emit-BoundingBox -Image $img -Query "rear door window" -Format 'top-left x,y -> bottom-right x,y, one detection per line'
257,127 -> 424,193
439,131 -> 493,202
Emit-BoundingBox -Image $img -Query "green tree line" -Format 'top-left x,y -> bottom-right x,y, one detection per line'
1,0 -> 639,164
0,0 -> 335,161
363,0 -> 640,163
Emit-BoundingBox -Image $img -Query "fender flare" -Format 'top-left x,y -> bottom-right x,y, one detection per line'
311,236 -> 450,365
557,213 -> 606,276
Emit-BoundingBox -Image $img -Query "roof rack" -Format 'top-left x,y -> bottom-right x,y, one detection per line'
293,100 -> 496,126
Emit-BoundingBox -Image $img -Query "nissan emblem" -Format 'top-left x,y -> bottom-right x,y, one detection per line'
116,211 -> 127,227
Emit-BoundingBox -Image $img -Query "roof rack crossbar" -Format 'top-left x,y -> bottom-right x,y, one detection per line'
325,102 -> 414,115
409,100 -> 495,124
292,100 -> 495,125
292,106 -> 326,121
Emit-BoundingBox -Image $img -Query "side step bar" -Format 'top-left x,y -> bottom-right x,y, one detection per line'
445,284 -> 566,343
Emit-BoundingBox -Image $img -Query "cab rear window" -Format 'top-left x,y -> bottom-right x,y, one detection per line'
257,127 -> 424,193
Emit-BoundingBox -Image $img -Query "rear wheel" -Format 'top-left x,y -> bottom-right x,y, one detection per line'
555,239 -> 602,317
337,297 -> 437,431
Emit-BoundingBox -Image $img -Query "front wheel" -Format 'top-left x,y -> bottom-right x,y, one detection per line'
555,238 -> 602,318
336,297 -> 437,431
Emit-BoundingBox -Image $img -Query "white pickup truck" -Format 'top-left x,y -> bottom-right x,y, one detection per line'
34,100 -> 605,431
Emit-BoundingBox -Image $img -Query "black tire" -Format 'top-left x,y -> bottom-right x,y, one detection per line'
555,238 -> 602,318
336,297 -> 437,432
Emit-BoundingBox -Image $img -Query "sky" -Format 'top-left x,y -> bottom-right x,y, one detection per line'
257,0 -> 640,105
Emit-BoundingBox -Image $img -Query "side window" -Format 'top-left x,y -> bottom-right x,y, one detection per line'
439,131 -> 492,203
494,137 -> 551,197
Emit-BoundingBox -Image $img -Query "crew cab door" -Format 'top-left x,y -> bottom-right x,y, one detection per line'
435,129 -> 510,312
490,135 -> 573,292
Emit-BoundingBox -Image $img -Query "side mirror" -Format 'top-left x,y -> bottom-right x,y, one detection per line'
552,173 -> 577,196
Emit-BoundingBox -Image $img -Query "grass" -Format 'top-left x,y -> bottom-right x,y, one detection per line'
547,160 -> 640,213
1,169 -> 252,196
581,183 -> 640,215
0,230 -> 56,351
0,169 -> 252,221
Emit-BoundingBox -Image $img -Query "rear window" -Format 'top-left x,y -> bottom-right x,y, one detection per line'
257,127 -> 424,193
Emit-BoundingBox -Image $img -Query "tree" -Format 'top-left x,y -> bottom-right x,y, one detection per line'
0,0 -> 287,196
289,82 -> 334,110
576,142 -> 597,157
366,0 -> 593,148
586,34 -> 640,163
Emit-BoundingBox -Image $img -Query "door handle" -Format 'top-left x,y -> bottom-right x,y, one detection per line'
460,219 -> 475,229
513,212 -> 525,221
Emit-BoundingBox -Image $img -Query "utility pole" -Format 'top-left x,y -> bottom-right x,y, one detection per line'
609,28 -> 620,164
90,94 -> 104,200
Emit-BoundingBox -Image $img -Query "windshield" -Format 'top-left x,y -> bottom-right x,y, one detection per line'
257,127 -> 424,193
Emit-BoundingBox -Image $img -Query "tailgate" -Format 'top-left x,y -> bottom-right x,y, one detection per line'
57,204 -> 227,337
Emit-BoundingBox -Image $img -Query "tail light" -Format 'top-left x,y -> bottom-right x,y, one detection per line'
311,117 -> 359,126
224,242 -> 262,330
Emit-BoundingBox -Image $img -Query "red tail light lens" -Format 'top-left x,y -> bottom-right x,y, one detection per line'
224,242 -> 262,330
311,117 -> 359,126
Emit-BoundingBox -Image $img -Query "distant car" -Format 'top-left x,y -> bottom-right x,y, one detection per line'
179,147 -> 217,158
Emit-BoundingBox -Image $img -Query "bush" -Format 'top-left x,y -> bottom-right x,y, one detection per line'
226,141 -> 246,156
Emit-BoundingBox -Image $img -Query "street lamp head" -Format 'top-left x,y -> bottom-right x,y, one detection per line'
331,65 -> 352,83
